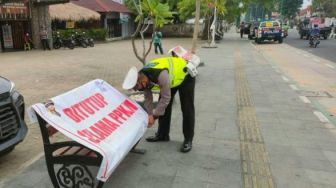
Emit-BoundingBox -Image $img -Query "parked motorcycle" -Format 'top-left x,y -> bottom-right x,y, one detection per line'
74,32 -> 87,48
82,32 -> 94,47
309,35 -> 320,48
53,32 -> 75,49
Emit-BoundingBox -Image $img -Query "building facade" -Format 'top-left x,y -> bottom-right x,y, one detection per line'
0,0 -> 69,52
72,0 -> 134,39
0,1 -> 29,52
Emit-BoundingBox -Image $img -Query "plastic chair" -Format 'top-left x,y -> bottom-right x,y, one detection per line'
24,43 -> 31,51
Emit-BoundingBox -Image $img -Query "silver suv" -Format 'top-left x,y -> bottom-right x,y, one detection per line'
0,76 -> 27,156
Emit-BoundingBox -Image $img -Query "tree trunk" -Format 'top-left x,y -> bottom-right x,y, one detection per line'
131,16 -> 145,64
31,4 -> 51,49
201,14 -> 214,41
191,0 -> 201,53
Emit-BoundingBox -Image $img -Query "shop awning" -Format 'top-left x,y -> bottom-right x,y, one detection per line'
72,0 -> 131,13
50,2 -> 100,21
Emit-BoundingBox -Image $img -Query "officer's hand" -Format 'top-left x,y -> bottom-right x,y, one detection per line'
148,115 -> 156,128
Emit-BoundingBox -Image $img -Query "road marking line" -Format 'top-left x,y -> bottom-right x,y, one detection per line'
282,76 -> 289,82
275,69 -> 280,73
299,96 -> 311,103
303,54 -> 310,58
313,58 -> 321,63
324,123 -> 336,129
289,84 -> 298,90
314,111 -> 330,123
325,64 -> 335,69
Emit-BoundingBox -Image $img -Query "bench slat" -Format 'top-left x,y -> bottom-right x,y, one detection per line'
53,146 -> 98,158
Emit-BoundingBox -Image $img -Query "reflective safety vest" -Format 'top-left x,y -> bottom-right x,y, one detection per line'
142,57 -> 187,89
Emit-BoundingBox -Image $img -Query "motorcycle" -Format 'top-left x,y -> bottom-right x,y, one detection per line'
283,30 -> 288,38
82,32 -> 94,47
53,32 -> 75,50
74,32 -> 87,48
309,35 -> 320,48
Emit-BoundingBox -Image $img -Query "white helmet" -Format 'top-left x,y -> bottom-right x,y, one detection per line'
122,66 -> 138,90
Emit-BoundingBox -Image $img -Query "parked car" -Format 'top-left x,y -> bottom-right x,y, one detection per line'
248,21 -> 260,40
255,21 -> 283,44
0,76 -> 27,156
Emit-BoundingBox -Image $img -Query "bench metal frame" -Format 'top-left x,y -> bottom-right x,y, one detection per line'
37,115 -> 147,188
37,114 -> 105,188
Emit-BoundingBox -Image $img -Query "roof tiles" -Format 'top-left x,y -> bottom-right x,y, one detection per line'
72,0 -> 131,13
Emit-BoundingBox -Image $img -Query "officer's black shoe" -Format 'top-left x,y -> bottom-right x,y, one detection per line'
146,134 -> 170,142
180,141 -> 192,153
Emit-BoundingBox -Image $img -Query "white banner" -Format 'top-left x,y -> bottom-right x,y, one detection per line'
29,79 -> 148,181
168,45 -> 200,67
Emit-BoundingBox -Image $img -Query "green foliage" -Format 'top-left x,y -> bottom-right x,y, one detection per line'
88,29 -> 108,40
126,0 -> 283,24
142,0 -> 174,28
223,0 -> 245,23
177,0 -> 204,21
53,28 -> 107,40
124,0 -> 173,28
278,0 -> 303,19
161,0 -> 180,10
218,0 -> 277,23
124,0 -> 139,13
177,0 -> 226,22
312,0 -> 336,17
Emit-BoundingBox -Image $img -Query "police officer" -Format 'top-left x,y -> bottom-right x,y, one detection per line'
122,56 -> 195,153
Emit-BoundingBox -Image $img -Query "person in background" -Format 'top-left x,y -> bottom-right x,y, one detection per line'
240,22 -> 245,38
153,30 -> 163,54
39,26 -> 51,50
23,32 -> 33,50
282,23 -> 289,37
310,24 -> 320,38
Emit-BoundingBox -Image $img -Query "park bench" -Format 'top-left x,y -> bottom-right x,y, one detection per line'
36,113 -> 105,188
31,80 -> 148,188
35,112 -> 146,188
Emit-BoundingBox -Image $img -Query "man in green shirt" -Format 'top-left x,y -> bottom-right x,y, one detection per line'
153,30 -> 163,54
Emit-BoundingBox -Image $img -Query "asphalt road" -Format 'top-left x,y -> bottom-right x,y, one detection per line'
284,28 -> 336,63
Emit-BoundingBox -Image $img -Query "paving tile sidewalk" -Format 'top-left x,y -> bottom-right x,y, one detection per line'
2,33 -> 336,188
